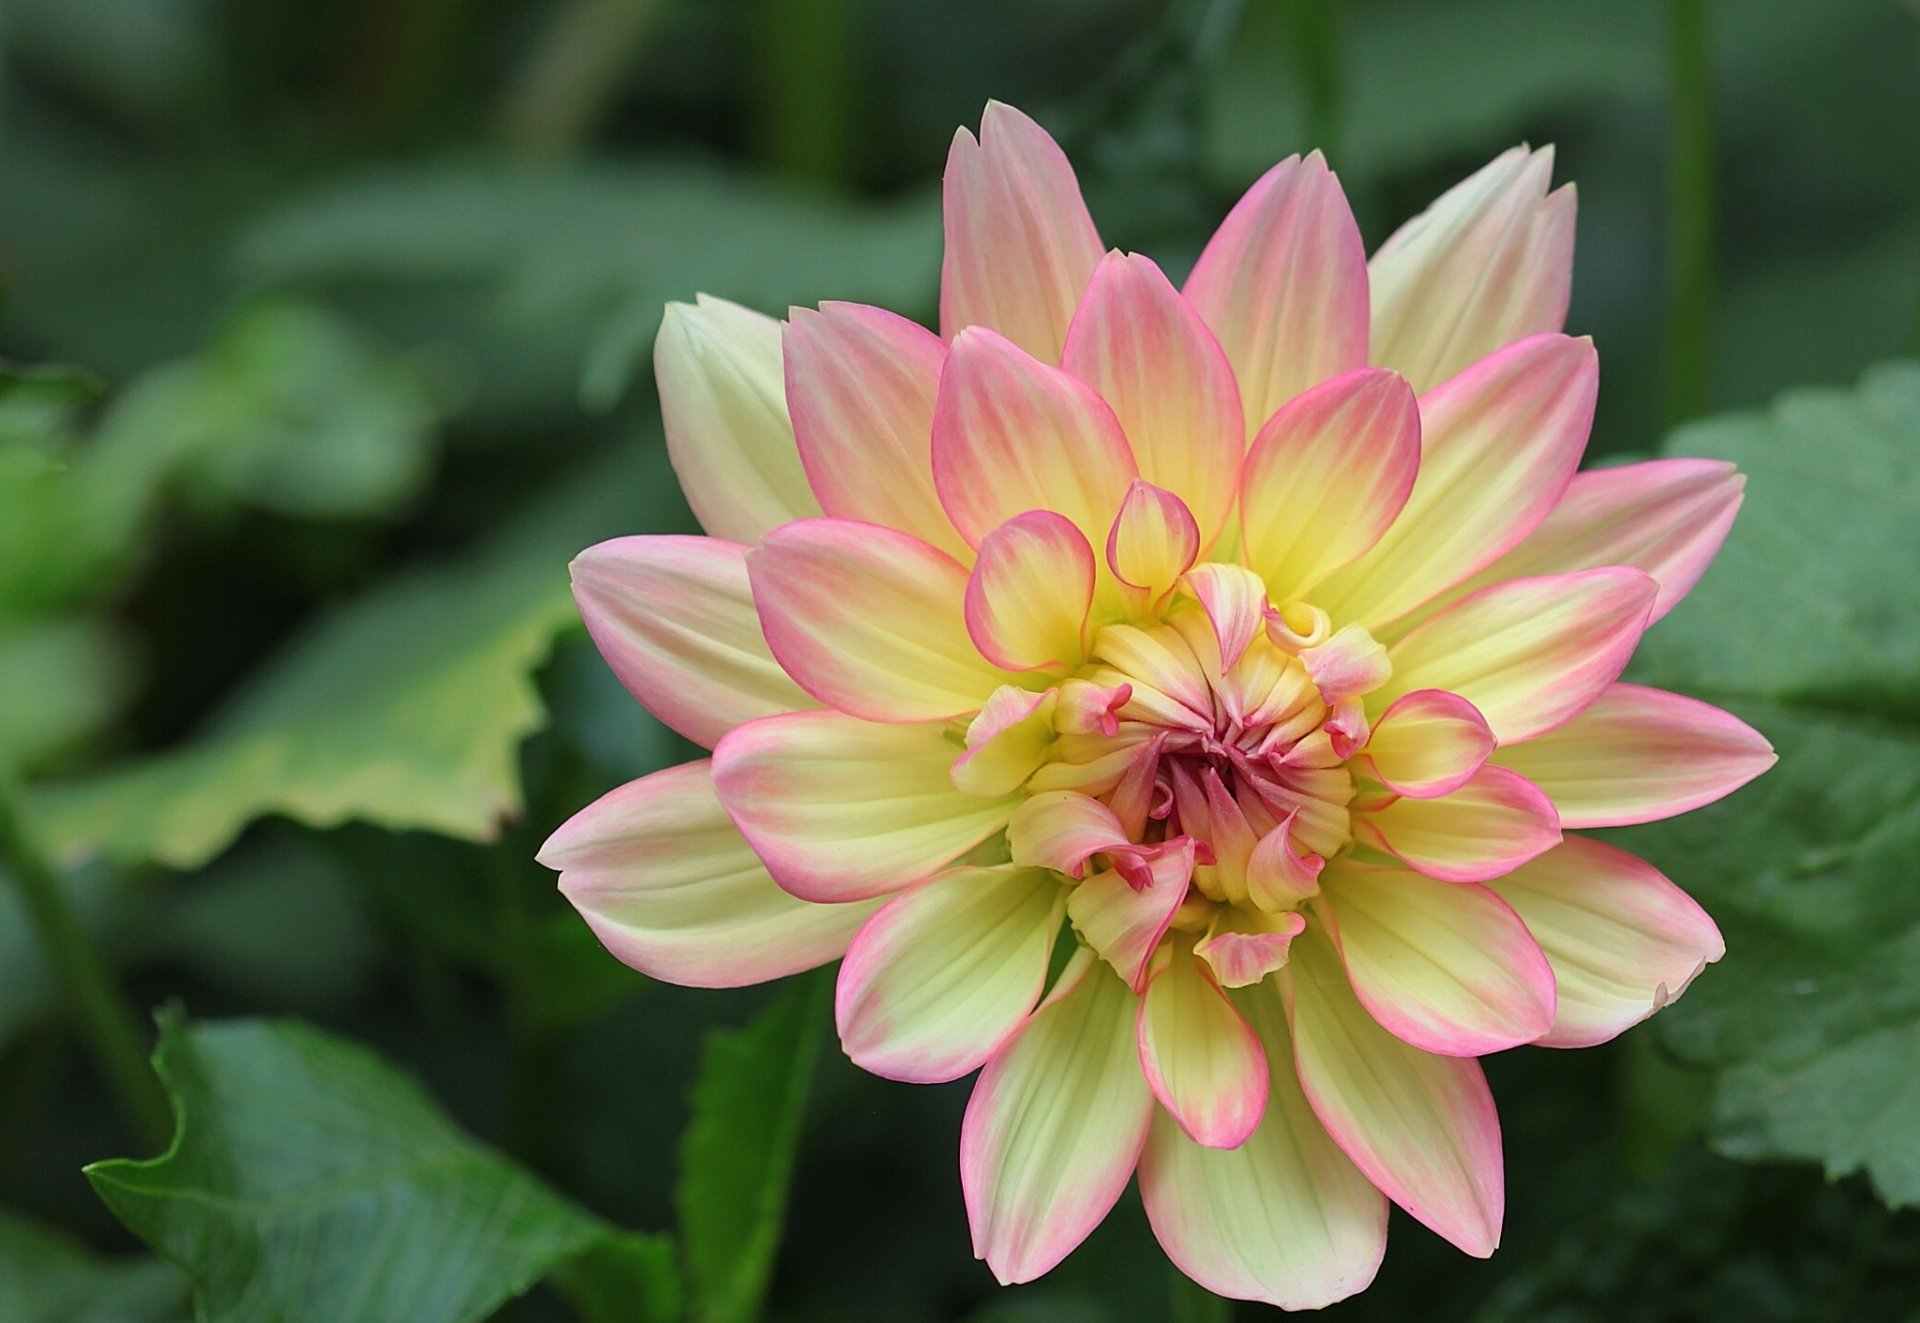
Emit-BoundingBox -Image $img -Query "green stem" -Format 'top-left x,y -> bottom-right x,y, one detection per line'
748,0 -> 857,189
1282,0 -> 1342,155
497,0 -> 668,154
0,778 -> 169,1149
1169,1263 -> 1233,1323
1663,0 -> 1715,425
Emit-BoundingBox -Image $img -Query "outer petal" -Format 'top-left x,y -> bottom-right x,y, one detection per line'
836,865 -> 1065,1082
1238,368 -> 1421,600
571,536 -> 811,748
1351,765 -> 1561,884
932,327 -> 1140,548
657,295 -> 820,543
748,519 -> 1010,722
541,761 -> 879,988
1491,683 -> 1775,827
1312,334 -> 1598,630
1489,836 -> 1724,1048
965,512 -> 1096,671
1319,864 -> 1556,1055
1375,568 -> 1657,744
1139,984 -> 1387,1310
1360,689 -> 1496,799
711,711 -> 1019,903
1139,944 -> 1268,1149
1062,252 -> 1244,546
940,101 -> 1103,363
1369,146 -> 1575,393
784,302 -> 969,559
963,948 -> 1154,1284
1285,927 -> 1504,1258
1438,458 -> 1746,626
1183,153 -> 1370,434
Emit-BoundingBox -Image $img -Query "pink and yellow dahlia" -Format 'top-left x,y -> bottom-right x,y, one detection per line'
540,103 -> 1774,1306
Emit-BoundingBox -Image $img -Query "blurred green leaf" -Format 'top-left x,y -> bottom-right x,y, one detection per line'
555,1231 -> 686,1323
0,617 -> 134,772
239,160 -> 940,410
678,973 -> 830,1323
26,442 -> 679,871
89,299 -> 440,521
1622,362 -> 1920,1206
1635,362 -> 1920,717
86,1012 -> 677,1323
1471,1151 -> 1918,1323
0,1207 -> 188,1323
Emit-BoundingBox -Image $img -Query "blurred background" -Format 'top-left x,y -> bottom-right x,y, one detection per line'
1,0 -> 1918,1319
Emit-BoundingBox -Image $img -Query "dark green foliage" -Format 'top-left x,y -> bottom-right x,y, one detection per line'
2,0 -> 1918,1320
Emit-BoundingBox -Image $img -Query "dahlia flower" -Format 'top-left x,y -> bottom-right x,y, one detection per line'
540,103 -> 1774,1306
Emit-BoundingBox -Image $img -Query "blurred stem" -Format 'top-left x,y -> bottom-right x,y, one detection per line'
0,778 -> 169,1150
1281,0 -> 1342,154
487,852 -> 550,1166
749,0 -> 857,189
1169,1265 -> 1232,1323
1663,0 -> 1715,425
498,0 -> 668,155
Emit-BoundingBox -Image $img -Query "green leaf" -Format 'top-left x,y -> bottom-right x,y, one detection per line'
1633,362 -> 1920,718
26,443 -> 683,871
0,1207 -> 188,1323
85,1012 -> 677,1323
88,299 -> 440,521
238,160 -> 939,410
554,1231 -> 686,1323
677,973 -> 830,1323
1619,362 -> 1920,1205
0,617 -> 134,772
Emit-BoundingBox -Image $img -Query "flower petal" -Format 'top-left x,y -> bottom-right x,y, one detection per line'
571,535 -> 812,748
952,686 -> 1059,798
940,101 -> 1103,364
1437,458 -> 1746,627
657,295 -> 819,543
1105,481 -> 1201,601
1312,334 -> 1598,630
1489,836 -> 1724,1048
1319,864 -> 1556,1055
1195,911 -> 1306,988
932,326 -> 1140,549
963,948 -> 1153,1284
711,711 -> 1019,903
1008,789 -> 1132,878
784,301 -> 968,558
836,865 -> 1065,1082
965,511 -> 1097,671
542,761 -> 879,988
1138,942 -> 1268,1148
748,518 -> 1010,722
1375,568 -> 1657,744
1183,153 -> 1369,434
1351,765 -> 1561,884
1138,983 -> 1387,1310
1238,368 -> 1421,600
1361,689 -> 1496,799
1491,683 -> 1775,827
1062,252 -> 1244,546
1066,843 -> 1199,991
1285,926 -> 1504,1258
1182,563 -> 1268,672
1369,146 -> 1575,393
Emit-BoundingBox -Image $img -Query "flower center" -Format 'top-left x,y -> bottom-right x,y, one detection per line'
955,568 -> 1393,945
